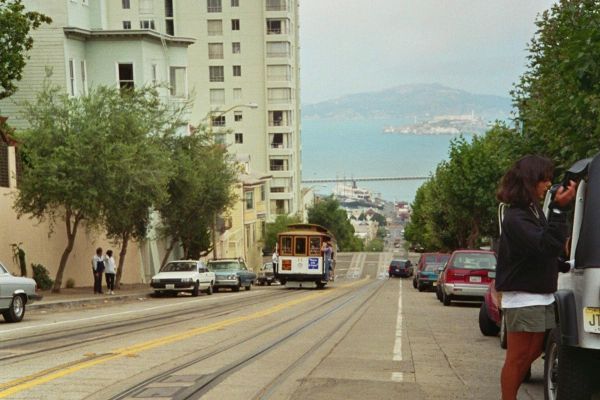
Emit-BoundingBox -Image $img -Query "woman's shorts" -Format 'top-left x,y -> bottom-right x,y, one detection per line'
504,304 -> 556,333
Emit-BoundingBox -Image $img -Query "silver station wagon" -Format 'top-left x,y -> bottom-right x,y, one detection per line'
0,260 -> 42,323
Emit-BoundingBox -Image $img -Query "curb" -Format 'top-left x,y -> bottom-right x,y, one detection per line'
29,292 -> 152,311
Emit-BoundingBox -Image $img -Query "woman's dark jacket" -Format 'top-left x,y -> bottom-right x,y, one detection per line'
495,204 -> 569,293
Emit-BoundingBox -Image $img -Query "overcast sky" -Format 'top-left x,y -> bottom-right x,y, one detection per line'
299,0 -> 555,104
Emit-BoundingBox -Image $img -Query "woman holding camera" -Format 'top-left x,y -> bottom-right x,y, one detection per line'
496,155 -> 577,400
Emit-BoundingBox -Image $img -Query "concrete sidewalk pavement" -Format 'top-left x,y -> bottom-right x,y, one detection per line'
29,284 -> 152,311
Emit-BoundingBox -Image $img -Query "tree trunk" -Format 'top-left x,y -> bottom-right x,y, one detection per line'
160,238 -> 177,269
115,232 -> 129,289
467,219 -> 480,249
52,211 -> 81,293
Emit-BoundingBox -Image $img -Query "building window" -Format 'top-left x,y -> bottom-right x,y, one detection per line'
211,115 -> 226,126
209,66 -> 224,82
122,20 -> 131,29
232,42 -> 241,54
209,89 -> 225,104
266,0 -> 287,11
165,19 -> 174,35
266,19 -> 283,34
207,0 -> 222,12
268,88 -> 292,103
232,65 -> 241,77
235,133 -> 243,144
207,20 -> 223,36
245,190 -> 254,209
231,19 -> 240,31
208,43 -> 224,59
80,60 -> 87,95
232,89 -> 242,101
68,59 -> 75,96
270,159 -> 285,171
234,111 -> 242,122
266,41 -> 290,58
140,20 -> 156,30
267,64 -> 291,81
118,63 -> 134,90
122,0 -> 130,9
151,64 -> 158,85
169,66 -> 186,98
231,0 -> 239,6
260,184 -> 265,201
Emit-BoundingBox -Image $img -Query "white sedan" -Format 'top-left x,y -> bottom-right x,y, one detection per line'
0,260 -> 42,323
150,260 -> 215,297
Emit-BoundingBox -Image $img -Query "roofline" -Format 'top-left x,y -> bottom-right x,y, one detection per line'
63,27 -> 196,46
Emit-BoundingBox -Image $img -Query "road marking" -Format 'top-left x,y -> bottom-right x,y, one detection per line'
0,279 -> 367,398
391,278 -> 403,382
0,293 -> 240,335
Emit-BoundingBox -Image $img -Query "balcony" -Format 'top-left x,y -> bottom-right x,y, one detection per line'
266,0 -> 288,11
270,191 -> 294,200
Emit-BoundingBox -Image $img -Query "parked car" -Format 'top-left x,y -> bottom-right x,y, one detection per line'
542,156 -> 600,399
388,259 -> 413,278
415,262 -> 445,292
413,252 -> 451,289
438,250 -> 497,306
478,277 -> 507,349
150,260 -> 215,297
207,258 -> 256,292
0,260 -> 42,323
257,262 -> 277,286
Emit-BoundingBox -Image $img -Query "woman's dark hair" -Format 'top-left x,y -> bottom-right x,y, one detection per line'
106,250 -> 113,257
96,247 -> 103,255
497,155 -> 554,207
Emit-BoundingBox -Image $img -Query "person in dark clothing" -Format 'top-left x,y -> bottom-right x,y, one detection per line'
92,247 -> 105,294
495,155 -> 577,400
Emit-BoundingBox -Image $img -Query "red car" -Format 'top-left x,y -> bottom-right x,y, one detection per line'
478,278 -> 507,349
438,250 -> 497,306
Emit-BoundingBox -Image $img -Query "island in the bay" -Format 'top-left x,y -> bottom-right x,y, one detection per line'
383,113 -> 489,135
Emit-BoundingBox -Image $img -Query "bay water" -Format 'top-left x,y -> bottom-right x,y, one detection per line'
301,118 -> 472,203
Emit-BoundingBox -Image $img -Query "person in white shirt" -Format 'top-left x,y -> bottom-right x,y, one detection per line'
104,249 -> 116,295
92,247 -> 105,294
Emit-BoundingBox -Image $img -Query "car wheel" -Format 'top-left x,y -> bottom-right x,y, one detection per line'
3,295 -> 26,323
205,283 -> 213,295
544,326 -> 592,400
418,282 -> 426,292
233,279 -> 241,292
478,302 -> 500,336
151,291 -> 163,298
500,313 -> 507,349
245,282 -> 252,291
267,281 -> 272,286
412,277 -> 417,289
191,281 -> 200,297
436,285 -> 442,301
442,291 -> 452,306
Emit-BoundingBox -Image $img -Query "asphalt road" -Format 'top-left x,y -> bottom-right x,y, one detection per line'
0,252 -> 545,400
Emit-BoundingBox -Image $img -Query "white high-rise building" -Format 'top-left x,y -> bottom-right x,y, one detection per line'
177,0 -> 302,217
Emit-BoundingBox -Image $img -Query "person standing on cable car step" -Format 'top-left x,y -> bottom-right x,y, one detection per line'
321,240 -> 332,281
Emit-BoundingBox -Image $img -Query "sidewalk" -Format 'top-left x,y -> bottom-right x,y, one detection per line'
29,283 -> 152,311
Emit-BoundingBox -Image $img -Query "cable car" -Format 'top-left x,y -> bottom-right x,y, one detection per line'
274,224 -> 336,289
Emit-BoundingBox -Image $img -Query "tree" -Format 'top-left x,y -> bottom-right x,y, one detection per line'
99,86 -> 188,287
15,85 -> 113,292
158,130 -> 238,263
265,214 -> 301,253
307,196 -> 363,251
0,0 -> 51,101
513,0 -> 600,173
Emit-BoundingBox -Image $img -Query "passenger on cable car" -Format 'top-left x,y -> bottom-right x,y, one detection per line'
321,240 -> 333,281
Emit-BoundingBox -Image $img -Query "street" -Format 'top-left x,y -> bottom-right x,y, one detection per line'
0,252 -> 544,400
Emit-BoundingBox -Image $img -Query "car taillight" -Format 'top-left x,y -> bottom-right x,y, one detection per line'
445,269 -> 463,283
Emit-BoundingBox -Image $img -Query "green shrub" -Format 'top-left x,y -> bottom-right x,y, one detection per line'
66,278 -> 75,288
31,263 -> 54,290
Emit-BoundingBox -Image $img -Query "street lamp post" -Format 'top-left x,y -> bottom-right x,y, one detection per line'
206,102 -> 258,260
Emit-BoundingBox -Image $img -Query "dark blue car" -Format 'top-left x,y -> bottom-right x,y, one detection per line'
388,259 -> 413,278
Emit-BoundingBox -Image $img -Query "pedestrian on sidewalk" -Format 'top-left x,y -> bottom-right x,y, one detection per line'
92,247 -> 105,294
495,155 -> 576,400
105,249 -> 116,295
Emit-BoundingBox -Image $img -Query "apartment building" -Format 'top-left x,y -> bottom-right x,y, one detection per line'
175,0 -> 302,218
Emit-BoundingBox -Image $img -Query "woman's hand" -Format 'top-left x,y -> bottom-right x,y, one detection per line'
554,180 -> 578,208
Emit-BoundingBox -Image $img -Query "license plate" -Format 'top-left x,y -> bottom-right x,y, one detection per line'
469,276 -> 482,283
166,284 -> 175,289
583,307 -> 600,334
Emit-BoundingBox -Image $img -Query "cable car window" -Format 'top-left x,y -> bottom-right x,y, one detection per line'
295,237 -> 307,256
281,236 -> 292,255
309,237 -> 321,256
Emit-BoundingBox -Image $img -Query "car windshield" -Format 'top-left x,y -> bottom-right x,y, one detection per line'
391,260 -> 407,267
451,253 -> 496,270
208,261 -> 239,271
424,263 -> 443,272
160,262 -> 196,272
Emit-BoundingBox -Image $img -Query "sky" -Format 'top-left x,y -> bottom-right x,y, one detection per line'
299,0 -> 556,104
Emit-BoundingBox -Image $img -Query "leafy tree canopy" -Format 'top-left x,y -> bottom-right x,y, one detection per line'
0,0 -> 51,101
307,196 -> 363,251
